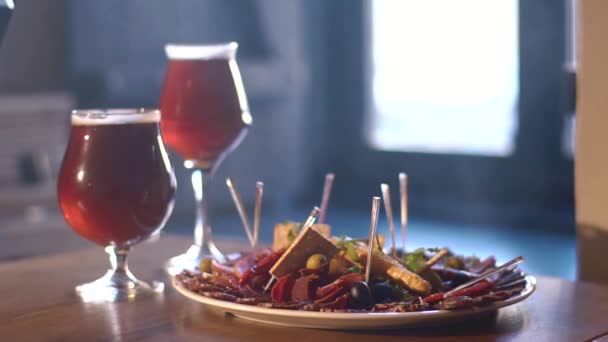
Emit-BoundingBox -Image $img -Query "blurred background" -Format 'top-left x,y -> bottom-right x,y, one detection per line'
0,1 -> 576,279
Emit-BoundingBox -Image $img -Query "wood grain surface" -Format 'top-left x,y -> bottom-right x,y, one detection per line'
0,230 -> 607,341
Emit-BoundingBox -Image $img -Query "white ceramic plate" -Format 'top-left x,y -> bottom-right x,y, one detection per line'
172,275 -> 536,330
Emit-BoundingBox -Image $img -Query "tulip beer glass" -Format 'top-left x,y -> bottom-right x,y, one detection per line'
160,43 -> 251,274
58,109 -> 176,302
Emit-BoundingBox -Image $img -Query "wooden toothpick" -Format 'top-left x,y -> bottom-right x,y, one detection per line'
226,177 -> 254,246
381,183 -> 396,257
318,173 -> 335,224
399,173 -> 408,252
365,197 -> 381,284
253,181 -> 263,249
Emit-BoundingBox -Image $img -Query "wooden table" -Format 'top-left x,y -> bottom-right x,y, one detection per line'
1,232 -> 607,341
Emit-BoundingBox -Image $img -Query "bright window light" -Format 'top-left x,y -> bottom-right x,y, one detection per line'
368,0 -> 519,156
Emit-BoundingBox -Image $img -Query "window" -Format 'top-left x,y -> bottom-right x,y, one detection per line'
369,0 -> 519,156
319,0 -> 573,225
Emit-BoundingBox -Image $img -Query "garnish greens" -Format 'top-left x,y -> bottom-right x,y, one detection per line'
287,227 -> 297,243
344,265 -> 363,275
404,247 -> 440,272
336,237 -> 362,263
284,221 -> 302,243
388,280 -> 413,302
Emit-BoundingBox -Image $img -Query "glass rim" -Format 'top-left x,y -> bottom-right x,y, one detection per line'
71,108 -> 160,125
165,42 -> 238,60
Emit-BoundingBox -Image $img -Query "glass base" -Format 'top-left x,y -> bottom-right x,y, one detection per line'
165,243 -> 225,276
76,269 -> 164,303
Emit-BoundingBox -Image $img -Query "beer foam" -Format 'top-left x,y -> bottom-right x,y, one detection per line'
71,109 -> 160,125
165,43 -> 238,60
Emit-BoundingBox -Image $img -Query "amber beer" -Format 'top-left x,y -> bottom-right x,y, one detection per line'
159,45 -> 250,169
57,110 -> 176,248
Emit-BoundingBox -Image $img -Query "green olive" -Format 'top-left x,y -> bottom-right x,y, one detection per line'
328,258 -> 343,274
445,256 -> 465,270
306,254 -> 328,270
199,257 -> 213,273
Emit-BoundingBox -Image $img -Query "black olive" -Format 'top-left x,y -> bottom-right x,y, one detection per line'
348,281 -> 374,309
450,272 -> 471,288
370,282 -> 393,303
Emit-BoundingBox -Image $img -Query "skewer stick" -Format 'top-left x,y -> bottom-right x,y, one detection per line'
399,173 -> 408,252
318,173 -> 335,224
253,181 -> 264,249
263,276 -> 276,292
444,256 -> 525,297
365,197 -> 381,284
263,206 -> 321,292
226,177 -> 254,246
380,183 -> 396,257
416,249 -> 449,274
302,206 -> 321,230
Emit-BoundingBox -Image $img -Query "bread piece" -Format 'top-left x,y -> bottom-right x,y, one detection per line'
273,222 -> 331,251
269,225 -> 339,278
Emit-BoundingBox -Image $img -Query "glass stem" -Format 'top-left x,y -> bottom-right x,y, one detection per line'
106,246 -> 137,286
110,247 -> 129,273
191,168 -> 223,260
